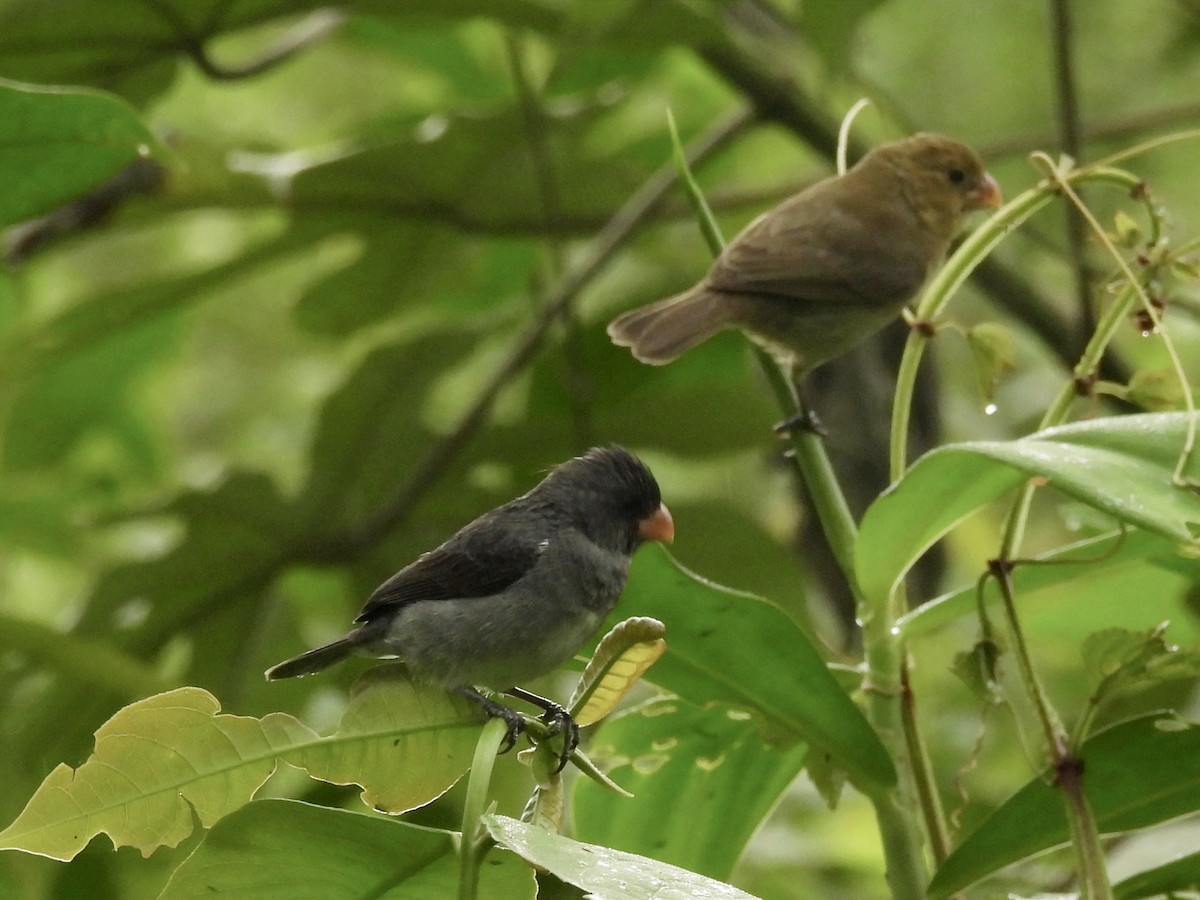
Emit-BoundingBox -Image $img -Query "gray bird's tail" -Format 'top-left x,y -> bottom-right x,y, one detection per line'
607,287 -> 735,364
265,635 -> 358,680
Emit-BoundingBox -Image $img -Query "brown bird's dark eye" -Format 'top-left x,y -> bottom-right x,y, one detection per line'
948,168 -> 966,184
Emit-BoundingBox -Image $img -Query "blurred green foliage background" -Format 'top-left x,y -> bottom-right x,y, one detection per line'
2,1 -> 1200,897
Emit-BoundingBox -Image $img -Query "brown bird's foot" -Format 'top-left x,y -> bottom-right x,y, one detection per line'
774,407 -> 826,437
507,686 -> 579,774
460,687 -> 526,754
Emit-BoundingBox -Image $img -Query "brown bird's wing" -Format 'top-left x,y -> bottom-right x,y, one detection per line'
354,510 -> 545,624
708,180 -> 930,309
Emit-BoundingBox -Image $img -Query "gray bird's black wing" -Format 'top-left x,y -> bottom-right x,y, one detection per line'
354,509 -> 545,624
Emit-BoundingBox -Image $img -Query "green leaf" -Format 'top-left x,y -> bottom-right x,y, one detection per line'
300,332 -> 481,533
159,799 -> 536,899
0,613 -> 170,701
574,698 -> 807,881
804,743 -> 848,810
617,546 -> 895,792
0,79 -> 159,227
290,665 -> 479,815
0,687 -> 316,861
568,616 -> 666,727
928,713 -> 1200,898
1113,848 -> 1200,899
1081,627 -> 1166,684
1111,209 -> 1142,247
858,413 -> 1200,608
898,529 -> 1199,639
3,313 -> 175,471
801,0 -> 886,72
1,234 -> 296,384
1081,625 -> 1200,736
1125,369 -> 1185,411
951,639 -> 1005,705
966,322 -> 1016,406
485,814 -> 763,899
0,2 -> 563,100
0,673 -> 478,860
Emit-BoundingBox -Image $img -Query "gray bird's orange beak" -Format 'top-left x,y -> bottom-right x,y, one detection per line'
970,172 -> 1003,210
638,503 -> 675,544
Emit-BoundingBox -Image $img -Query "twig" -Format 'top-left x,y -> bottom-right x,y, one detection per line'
1049,0 -> 1096,348
504,30 -> 593,448
342,108 -> 756,550
142,0 -> 344,81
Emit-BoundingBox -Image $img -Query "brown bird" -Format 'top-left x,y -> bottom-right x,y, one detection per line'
608,133 -> 1001,378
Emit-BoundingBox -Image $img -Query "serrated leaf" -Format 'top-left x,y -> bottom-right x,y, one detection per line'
1082,625 -> 1200,730
928,714 -> 1200,897
0,688 -> 317,861
1081,627 -> 1163,684
0,672 -> 479,860
569,616 -> 666,726
485,814 -> 763,899
858,413 -> 1200,609
158,799 -> 536,899
951,640 -> 1005,704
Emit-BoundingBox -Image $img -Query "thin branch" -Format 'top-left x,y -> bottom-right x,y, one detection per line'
697,41 -> 852,161
980,100 -> 1200,159
141,0 -> 345,81
504,30 -> 594,448
1049,0 -> 1096,349
340,108 -> 757,551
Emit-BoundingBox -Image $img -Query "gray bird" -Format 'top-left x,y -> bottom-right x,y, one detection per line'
266,446 -> 674,771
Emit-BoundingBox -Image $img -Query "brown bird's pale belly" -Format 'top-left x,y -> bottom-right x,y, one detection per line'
732,292 -> 909,372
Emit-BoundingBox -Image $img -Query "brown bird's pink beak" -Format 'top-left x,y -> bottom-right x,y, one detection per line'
970,172 -> 1003,210
638,503 -> 675,544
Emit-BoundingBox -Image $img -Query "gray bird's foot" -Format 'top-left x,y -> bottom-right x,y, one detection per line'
774,406 -> 826,437
460,687 -> 526,754
537,701 -> 580,774
507,687 -> 579,774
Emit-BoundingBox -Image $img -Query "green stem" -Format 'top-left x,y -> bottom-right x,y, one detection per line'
983,168 -> 1152,900
885,162 -> 1150,894
667,113 -> 927,898
901,658 -> 951,865
458,717 -> 509,900
1060,758 -> 1113,900
876,173 -> 1062,880
1000,278 -> 1138,555
986,278 -> 1139,900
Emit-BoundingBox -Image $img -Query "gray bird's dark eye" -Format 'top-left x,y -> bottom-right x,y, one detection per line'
948,168 -> 966,184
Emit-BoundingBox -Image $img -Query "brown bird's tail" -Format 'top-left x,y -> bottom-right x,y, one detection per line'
607,288 -> 736,365
265,635 -> 358,680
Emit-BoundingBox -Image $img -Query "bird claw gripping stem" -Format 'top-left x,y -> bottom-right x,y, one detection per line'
774,406 -> 826,437
461,686 -> 578,771
536,701 -> 580,774
462,687 -> 527,753
507,686 -> 579,773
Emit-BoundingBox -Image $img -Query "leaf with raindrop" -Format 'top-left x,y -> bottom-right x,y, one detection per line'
966,322 -> 1016,412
